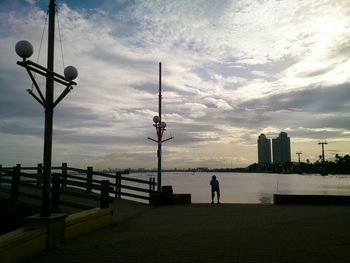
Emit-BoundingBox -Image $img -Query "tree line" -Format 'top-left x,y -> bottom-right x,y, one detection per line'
248,154 -> 350,175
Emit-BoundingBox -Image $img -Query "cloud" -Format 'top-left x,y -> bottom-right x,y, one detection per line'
25,0 -> 36,5
1,0 -> 350,168
240,83 -> 350,115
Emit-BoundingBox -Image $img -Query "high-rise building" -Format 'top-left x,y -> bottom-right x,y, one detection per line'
272,132 -> 291,164
257,134 -> 271,165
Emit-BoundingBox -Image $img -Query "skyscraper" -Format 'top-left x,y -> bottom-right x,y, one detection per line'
257,134 -> 271,165
272,132 -> 291,164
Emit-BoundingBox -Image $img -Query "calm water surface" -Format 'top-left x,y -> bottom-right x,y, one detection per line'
128,172 -> 350,204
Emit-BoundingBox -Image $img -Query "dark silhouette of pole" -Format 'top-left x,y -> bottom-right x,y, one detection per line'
148,62 -> 173,191
16,0 -> 77,217
296,152 -> 302,164
157,62 -> 162,190
41,0 -> 56,217
318,141 -> 328,175
296,151 -> 302,174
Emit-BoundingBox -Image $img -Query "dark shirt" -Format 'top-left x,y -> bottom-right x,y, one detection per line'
210,179 -> 219,189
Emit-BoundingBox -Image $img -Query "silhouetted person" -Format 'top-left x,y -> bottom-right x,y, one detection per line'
210,175 -> 220,204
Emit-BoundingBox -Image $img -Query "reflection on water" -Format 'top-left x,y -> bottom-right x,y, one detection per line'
128,172 -> 350,204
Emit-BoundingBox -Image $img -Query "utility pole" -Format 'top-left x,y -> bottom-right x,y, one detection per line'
296,152 -> 302,164
318,141 -> 328,175
296,151 -> 302,174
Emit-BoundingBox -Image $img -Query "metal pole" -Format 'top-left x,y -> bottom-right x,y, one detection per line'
159,62 -> 162,126
321,144 -> 325,163
296,152 -> 302,174
321,143 -> 325,174
41,0 -> 55,217
322,144 -> 325,174
157,62 -> 162,191
296,152 -> 302,164
318,141 -> 327,175
157,143 -> 161,191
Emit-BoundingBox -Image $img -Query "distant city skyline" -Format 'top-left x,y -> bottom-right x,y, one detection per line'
258,132 -> 291,165
257,134 -> 271,165
0,0 -> 349,169
272,132 -> 291,164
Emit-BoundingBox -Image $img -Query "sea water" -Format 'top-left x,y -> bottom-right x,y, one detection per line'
126,172 -> 350,204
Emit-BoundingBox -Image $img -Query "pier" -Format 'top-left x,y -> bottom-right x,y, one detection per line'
1,165 -> 350,262
0,163 -> 158,261
24,202 -> 350,263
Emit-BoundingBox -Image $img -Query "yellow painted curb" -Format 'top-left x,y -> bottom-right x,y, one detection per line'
65,208 -> 112,240
0,207 -> 113,262
0,227 -> 47,263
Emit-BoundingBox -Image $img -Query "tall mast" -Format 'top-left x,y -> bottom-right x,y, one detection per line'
148,62 -> 173,191
158,62 -> 162,140
157,62 -> 162,189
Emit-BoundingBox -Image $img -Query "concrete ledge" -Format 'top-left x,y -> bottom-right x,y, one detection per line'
0,208 -> 113,262
0,226 -> 46,263
150,193 -> 192,206
64,208 -> 113,240
174,194 -> 191,205
25,213 -> 67,249
274,194 -> 350,205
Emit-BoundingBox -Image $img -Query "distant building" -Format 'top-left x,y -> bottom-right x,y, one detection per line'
257,134 -> 271,165
272,132 -> 291,164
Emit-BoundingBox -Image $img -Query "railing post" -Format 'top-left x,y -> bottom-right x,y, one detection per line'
152,177 -> 156,192
115,172 -> 121,199
115,172 -> 119,199
51,173 -> 61,211
11,164 -> 21,200
100,180 -> 110,208
87,166 -> 93,192
118,172 -> 122,199
149,177 -> 152,201
61,162 -> 67,187
37,163 -> 43,186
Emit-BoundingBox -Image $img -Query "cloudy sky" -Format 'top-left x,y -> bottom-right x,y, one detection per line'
0,0 -> 349,169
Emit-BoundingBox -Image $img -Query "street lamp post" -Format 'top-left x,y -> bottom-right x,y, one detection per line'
15,0 -> 78,217
148,62 -> 173,191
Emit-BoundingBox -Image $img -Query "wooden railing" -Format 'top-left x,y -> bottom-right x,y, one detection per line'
0,163 -> 157,211
116,173 -> 156,202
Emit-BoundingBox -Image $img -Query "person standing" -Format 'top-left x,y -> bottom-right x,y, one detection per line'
210,175 -> 220,204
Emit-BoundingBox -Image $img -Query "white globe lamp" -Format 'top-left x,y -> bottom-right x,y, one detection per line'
153,116 -> 160,123
15,40 -> 33,59
64,66 -> 78,80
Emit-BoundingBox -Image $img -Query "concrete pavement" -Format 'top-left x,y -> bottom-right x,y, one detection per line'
24,200 -> 350,262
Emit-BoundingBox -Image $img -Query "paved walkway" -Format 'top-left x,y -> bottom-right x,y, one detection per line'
25,201 -> 350,263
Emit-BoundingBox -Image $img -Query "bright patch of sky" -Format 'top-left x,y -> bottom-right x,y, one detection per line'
0,0 -> 349,169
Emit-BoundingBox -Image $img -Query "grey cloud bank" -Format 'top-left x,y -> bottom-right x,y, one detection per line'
0,0 -> 349,169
